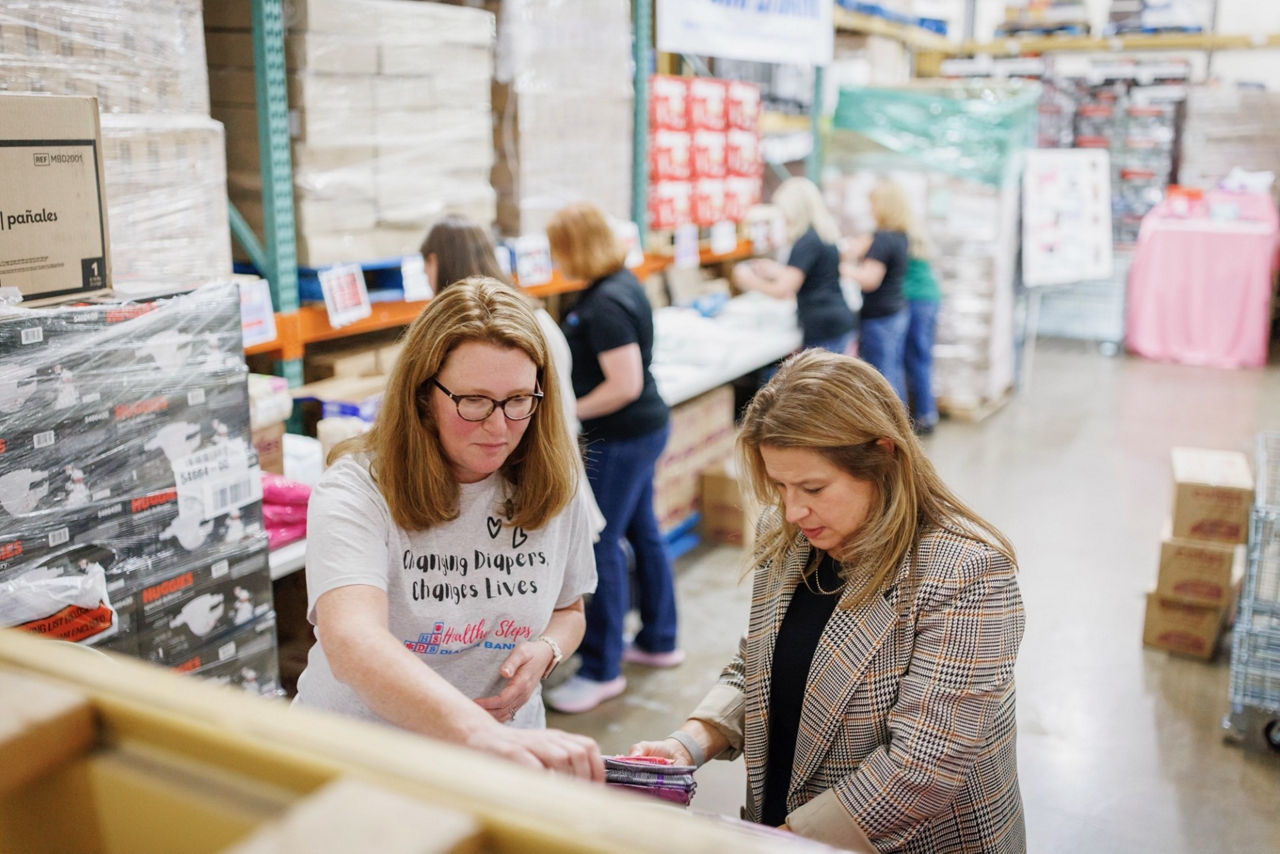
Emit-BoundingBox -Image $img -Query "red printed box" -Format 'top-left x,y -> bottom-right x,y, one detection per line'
690,129 -> 727,179
649,180 -> 693,231
650,129 -> 692,181
723,176 -> 762,223
727,80 -> 762,131
691,178 -> 726,227
688,78 -> 727,131
726,128 -> 762,177
650,75 -> 689,131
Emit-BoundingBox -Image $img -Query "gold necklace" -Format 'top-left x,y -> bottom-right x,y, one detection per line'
801,553 -> 844,596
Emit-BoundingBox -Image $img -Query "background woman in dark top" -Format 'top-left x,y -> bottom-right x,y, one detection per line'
542,202 -> 682,714
629,350 -> 1025,852
844,180 -> 913,404
732,177 -> 855,355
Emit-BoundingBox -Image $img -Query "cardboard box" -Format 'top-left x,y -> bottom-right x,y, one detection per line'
0,94 -> 111,300
1171,447 -> 1254,544
252,421 -> 286,476
650,75 -> 689,131
700,464 -> 757,547
1155,531 -> 1243,608
688,78 -> 728,131
1142,592 -> 1223,660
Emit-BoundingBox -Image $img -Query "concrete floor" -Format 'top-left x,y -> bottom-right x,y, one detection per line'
549,340 -> 1280,853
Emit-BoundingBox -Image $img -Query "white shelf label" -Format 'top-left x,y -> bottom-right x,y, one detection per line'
710,221 -> 738,256
514,234 -> 554,286
674,223 -> 700,269
400,254 -> 432,302
238,277 -> 277,350
319,264 -> 371,329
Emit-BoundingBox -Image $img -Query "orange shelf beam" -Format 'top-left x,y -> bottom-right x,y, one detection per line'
244,246 -> 752,364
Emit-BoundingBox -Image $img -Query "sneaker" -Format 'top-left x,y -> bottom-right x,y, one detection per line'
622,644 -> 686,668
544,675 -> 627,714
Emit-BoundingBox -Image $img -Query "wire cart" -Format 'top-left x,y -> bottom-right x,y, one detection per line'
1224,432 -> 1280,752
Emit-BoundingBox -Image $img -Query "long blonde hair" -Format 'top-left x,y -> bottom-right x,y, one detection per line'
739,350 -> 1015,607
330,277 -> 577,531
771,176 -> 841,245
869,179 -> 930,259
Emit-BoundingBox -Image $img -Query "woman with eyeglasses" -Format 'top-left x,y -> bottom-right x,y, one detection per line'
294,277 -> 604,781
542,202 -> 682,715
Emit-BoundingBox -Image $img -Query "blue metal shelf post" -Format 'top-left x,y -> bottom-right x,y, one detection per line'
632,0 -> 652,236
252,0 -> 301,387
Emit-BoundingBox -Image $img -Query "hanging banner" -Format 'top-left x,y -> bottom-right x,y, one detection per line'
657,0 -> 833,67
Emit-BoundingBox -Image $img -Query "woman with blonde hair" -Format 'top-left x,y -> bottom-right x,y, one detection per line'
542,201 -> 681,714
631,349 -> 1025,851
732,176 -> 855,355
294,277 -> 603,781
843,179 -> 916,404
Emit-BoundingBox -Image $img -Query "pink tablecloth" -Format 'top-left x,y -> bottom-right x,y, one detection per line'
1126,191 -> 1279,368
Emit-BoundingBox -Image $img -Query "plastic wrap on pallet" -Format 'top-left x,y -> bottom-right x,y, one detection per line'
0,0 -> 209,115
205,0 -> 498,267
826,87 -> 1031,413
0,282 -> 268,652
100,114 -> 233,292
490,0 -> 633,236
831,81 -> 1040,187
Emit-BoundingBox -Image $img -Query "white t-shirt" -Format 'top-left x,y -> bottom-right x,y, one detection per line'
294,455 -> 597,729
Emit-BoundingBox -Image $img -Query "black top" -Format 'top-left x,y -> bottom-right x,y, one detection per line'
787,227 -> 856,346
562,268 -> 669,441
860,230 -> 909,319
761,552 -> 845,828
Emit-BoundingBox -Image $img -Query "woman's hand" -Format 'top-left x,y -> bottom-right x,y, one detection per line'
475,639 -> 554,722
470,725 -> 605,782
628,737 -> 692,766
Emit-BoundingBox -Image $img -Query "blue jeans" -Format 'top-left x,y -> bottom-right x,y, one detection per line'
858,309 -> 909,405
806,331 -> 854,357
906,299 -> 939,426
579,423 -> 677,681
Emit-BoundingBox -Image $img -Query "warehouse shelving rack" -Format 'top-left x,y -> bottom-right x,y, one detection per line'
1224,432 -> 1280,753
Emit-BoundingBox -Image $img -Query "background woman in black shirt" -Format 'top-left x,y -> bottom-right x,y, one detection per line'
542,202 -> 682,714
732,177 -> 856,355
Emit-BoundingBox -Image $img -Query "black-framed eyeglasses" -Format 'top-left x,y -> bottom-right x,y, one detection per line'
431,378 -> 543,422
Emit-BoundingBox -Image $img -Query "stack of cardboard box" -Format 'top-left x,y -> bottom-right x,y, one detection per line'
651,386 -> 736,533
489,0 -> 632,238
1143,447 -> 1254,660
1180,87 -> 1280,199
204,0 -> 496,268
0,0 -> 232,292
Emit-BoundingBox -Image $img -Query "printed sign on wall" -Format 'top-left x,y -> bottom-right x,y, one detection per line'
657,0 -> 833,67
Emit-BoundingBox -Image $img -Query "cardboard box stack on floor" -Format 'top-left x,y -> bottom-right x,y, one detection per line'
204,0 -> 496,268
1143,447 -> 1254,659
700,457 -> 760,549
0,0 -> 232,293
0,282 -> 279,695
1180,87 -> 1280,198
489,0 -> 633,237
652,386 -> 736,533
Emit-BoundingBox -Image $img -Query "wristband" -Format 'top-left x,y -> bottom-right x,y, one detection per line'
666,730 -> 705,768
537,635 -> 562,679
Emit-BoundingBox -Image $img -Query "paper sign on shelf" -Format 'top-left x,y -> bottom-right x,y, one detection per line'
514,234 -> 553,286
400,254 -> 432,302
710,221 -> 738,256
674,223 -> 700,269
319,264 -> 371,328
238,278 -> 277,350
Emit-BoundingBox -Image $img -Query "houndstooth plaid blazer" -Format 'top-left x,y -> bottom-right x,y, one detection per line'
690,523 -> 1026,853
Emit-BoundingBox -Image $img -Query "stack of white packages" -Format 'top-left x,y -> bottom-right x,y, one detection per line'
0,0 -> 232,292
1180,86 -> 1280,198
205,0 -> 497,267
490,0 -> 633,237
